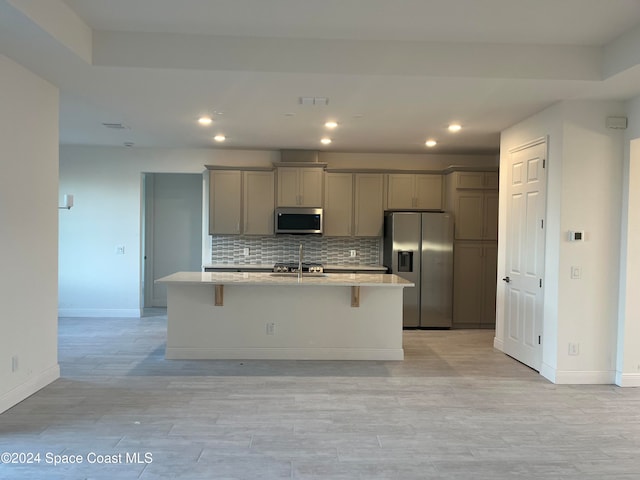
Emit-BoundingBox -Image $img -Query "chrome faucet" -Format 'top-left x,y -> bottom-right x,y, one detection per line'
298,243 -> 303,280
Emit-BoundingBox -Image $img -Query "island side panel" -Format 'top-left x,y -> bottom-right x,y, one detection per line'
165,284 -> 404,360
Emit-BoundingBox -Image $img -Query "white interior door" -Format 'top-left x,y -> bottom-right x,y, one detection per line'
503,140 -> 547,370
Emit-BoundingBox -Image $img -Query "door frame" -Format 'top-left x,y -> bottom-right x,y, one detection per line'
141,172 -> 205,309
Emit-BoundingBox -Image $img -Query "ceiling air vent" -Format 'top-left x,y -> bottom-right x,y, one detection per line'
102,122 -> 129,130
299,97 -> 329,106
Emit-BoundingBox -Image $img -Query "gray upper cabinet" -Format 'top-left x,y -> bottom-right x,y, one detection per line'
209,170 -> 242,235
323,172 -> 384,237
277,167 -> 324,207
354,173 -> 384,237
209,169 -> 274,235
386,173 -> 443,210
243,171 -> 275,235
324,173 -> 353,236
456,171 -> 499,190
446,170 -> 499,240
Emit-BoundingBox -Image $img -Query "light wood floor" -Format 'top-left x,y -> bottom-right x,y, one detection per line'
1,313 -> 639,479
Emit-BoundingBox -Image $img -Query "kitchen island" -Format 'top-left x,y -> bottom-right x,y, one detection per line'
156,272 -> 413,361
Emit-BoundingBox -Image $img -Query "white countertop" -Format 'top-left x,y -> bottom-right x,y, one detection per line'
158,271 -> 412,287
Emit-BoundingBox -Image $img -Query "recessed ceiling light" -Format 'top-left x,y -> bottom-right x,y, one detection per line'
320,138 -> 332,145
425,139 -> 437,147
198,116 -> 212,126
324,121 -> 338,129
448,124 -> 462,132
213,135 -> 226,142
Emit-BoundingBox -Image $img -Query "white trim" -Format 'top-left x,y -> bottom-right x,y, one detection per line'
493,336 -> 504,351
540,362 -> 557,383
508,136 -> 547,154
615,372 -> 640,387
551,369 -> 615,385
166,347 -> 404,361
0,364 -> 60,414
58,308 -> 142,318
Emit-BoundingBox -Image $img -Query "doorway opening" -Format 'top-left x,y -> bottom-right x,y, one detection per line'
142,173 -> 203,308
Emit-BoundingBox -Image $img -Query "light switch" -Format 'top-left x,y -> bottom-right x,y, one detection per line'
571,266 -> 581,279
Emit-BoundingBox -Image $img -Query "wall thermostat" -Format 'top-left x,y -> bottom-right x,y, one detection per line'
568,230 -> 585,241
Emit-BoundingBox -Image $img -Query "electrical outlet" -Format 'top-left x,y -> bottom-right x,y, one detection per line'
11,355 -> 18,372
266,322 -> 275,335
243,247 -> 250,256
349,250 -> 357,257
568,343 -> 580,356
115,245 -> 125,255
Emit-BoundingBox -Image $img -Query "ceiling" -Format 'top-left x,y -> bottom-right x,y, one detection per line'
2,0 -> 640,154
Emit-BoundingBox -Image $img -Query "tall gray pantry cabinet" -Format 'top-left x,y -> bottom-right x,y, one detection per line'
445,169 -> 499,328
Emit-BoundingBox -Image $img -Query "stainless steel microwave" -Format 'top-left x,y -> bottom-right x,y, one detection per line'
275,207 -> 323,234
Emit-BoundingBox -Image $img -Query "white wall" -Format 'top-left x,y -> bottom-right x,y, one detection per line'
59,147 -> 278,317
499,100 -> 625,384
617,95 -> 640,386
59,146 -> 494,317
0,55 -> 60,413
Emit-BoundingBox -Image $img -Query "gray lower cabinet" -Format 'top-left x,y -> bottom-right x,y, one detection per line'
452,242 -> 497,328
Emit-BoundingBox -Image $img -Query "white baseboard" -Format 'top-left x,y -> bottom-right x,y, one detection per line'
493,337 -> 504,351
58,308 -> 141,318
0,364 -> 60,414
541,367 -> 615,385
615,372 -> 640,387
166,347 -> 404,361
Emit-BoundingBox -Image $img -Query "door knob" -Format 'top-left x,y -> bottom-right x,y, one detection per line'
502,276 -> 511,283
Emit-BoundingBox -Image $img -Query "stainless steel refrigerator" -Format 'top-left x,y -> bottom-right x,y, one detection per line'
383,212 -> 454,328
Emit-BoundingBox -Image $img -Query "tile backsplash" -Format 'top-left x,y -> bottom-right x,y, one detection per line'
211,235 -> 381,265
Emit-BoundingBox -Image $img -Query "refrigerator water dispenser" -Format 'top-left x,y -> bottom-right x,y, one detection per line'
398,251 -> 413,272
